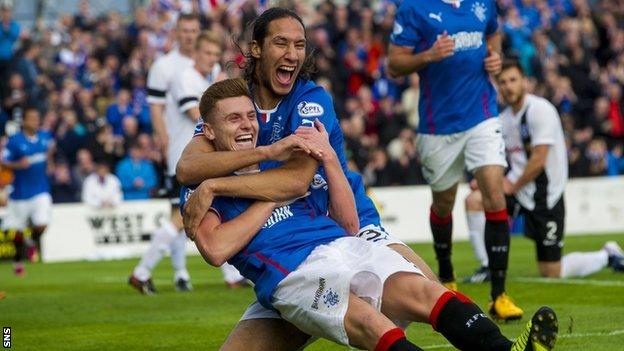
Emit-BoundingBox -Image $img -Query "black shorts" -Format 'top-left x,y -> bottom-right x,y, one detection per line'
507,195 -> 565,262
164,175 -> 182,209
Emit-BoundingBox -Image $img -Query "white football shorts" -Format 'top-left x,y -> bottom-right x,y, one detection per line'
2,192 -> 52,230
417,117 -> 507,192
271,237 -> 423,345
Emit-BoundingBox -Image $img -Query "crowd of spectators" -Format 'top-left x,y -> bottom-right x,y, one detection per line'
0,0 -> 623,204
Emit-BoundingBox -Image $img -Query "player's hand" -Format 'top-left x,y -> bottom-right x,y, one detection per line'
503,177 -> 515,195
484,45 -> 502,75
156,133 -> 169,155
469,178 -> 479,191
265,134 -> 312,162
295,119 -> 335,162
183,181 -> 215,240
428,31 -> 455,62
16,157 -> 30,170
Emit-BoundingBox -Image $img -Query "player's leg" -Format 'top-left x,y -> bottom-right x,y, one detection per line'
387,243 -> 437,282
417,132 -> 466,291
344,293 -> 422,350
221,302 -> 312,351
464,189 -> 490,283
170,217 -> 192,291
357,224 -> 437,282
430,184 -> 459,290
221,319 -> 310,351
4,199 -> 28,275
381,271 -> 558,351
466,118 -> 521,320
130,214 -> 179,294
29,193 -> 53,262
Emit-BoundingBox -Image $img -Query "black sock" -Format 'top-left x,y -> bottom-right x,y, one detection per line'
32,227 -> 45,254
430,291 -> 512,351
430,207 -> 454,281
13,231 -> 25,263
484,210 -> 510,300
376,328 -> 424,351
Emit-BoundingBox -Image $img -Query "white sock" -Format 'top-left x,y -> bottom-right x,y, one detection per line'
466,211 -> 488,267
221,262 -> 245,284
560,250 -> 609,278
171,230 -> 190,282
133,220 -> 178,281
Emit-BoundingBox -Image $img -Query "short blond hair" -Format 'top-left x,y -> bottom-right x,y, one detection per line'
196,30 -> 222,50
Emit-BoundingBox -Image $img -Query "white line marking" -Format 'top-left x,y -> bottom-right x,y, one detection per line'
512,277 -> 624,287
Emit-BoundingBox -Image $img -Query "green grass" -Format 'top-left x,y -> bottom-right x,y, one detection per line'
1,234 -> 624,350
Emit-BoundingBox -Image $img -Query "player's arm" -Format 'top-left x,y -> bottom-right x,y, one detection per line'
1,140 -> 28,170
182,152 -> 318,237
147,60 -> 169,153
186,191 -> 276,266
296,120 -> 359,234
386,5 -> 454,78
387,41 -> 449,78
508,144 -> 549,194
176,131 -> 312,185
484,32 -> 502,75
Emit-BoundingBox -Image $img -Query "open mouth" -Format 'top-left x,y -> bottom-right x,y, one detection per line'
276,65 -> 296,86
234,133 -> 255,149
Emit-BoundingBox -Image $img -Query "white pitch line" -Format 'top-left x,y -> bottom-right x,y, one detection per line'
420,330 -> 624,349
512,277 -> 624,287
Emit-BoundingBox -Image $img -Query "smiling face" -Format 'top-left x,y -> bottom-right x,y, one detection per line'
252,17 -> 306,99
203,96 -> 258,152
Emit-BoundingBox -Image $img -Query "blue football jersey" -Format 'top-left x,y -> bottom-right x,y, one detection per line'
3,131 -> 53,200
391,0 -> 499,135
180,162 -> 346,310
306,170 -> 381,229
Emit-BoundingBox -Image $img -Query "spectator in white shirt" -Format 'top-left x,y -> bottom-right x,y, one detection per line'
81,160 -> 123,208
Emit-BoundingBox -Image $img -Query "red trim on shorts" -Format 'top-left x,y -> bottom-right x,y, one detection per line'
430,206 -> 452,225
253,252 -> 290,275
485,209 -> 508,221
429,291 -> 455,330
375,328 -> 406,351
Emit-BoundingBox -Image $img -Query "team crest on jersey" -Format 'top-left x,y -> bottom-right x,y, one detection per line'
183,188 -> 196,203
323,288 -> 339,308
311,174 -> 328,190
472,2 -> 487,22
297,101 -> 324,117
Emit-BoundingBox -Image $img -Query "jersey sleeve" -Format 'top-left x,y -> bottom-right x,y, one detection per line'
485,0 -> 499,35
172,71 -> 200,114
147,58 -> 168,105
289,88 -> 349,171
389,2 -> 421,48
527,102 -> 559,146
2,137 -> 19,162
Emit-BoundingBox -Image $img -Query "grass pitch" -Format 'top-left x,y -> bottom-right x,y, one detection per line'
1,233 -> 623,350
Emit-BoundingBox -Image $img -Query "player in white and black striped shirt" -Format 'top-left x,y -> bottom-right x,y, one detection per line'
129,14 -> 200,294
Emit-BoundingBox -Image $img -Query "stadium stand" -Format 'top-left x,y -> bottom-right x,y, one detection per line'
0,0 -> 622,202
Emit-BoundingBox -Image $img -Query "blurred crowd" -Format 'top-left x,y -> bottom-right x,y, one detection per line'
0,0 -> 623,204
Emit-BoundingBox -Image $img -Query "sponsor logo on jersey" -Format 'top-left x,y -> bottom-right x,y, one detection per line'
438,31 -> 483,52
311,174 -> 328,190
471,2 -> 487,22
297,101 -> 324,117
263,205 -> 294,228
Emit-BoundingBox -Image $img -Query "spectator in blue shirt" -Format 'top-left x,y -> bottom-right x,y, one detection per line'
115,142 -> 157,200
0,4 -> 20,62
106,88 -> 135,136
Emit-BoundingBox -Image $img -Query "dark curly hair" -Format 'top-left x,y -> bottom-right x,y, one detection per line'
240,7 -> 316,86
